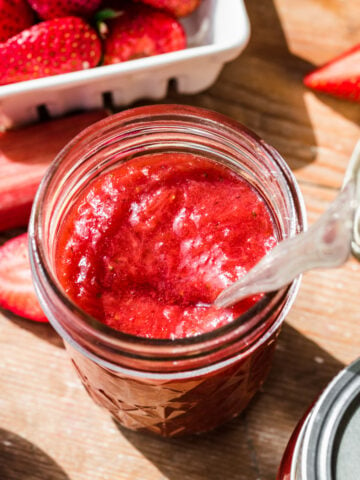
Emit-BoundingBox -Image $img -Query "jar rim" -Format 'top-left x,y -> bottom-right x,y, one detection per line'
29,104 -> 306,360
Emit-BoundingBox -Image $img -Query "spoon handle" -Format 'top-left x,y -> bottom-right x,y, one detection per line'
343,140 -> 360,259
215,181 -> 356,309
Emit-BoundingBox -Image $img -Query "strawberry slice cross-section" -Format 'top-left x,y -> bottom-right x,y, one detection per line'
0,233 -> 47,322
304,44 -> 360,103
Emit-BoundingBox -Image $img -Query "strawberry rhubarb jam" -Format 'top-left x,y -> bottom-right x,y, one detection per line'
30,106 -> 305,436
55,152 -> 277,339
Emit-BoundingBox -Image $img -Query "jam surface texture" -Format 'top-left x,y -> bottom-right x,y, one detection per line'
56,153 -> 277,339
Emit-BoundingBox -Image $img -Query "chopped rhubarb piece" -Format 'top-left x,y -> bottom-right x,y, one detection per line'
0,110 -> 108,231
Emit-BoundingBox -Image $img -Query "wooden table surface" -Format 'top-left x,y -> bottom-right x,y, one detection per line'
1,1 -> 360,479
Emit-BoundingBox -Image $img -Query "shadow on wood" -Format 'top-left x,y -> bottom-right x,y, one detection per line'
1,311 -> 64,349
208,0 -> 317,171
304,89 -> 360,129
0,428 -> 70,480
117,323 -> 344,480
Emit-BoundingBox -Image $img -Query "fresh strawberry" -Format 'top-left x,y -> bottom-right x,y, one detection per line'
135,0 -> 201,17
0,233 -> 47,322
304,44 -> 360,103
0,0 -> 35,42
27,0 -> 103,20
0,17 -> 102,86
102,3 -> 186,64
0,110 -> 108,232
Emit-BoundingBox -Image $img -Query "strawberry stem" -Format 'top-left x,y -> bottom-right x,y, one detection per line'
94,8 -> 122,23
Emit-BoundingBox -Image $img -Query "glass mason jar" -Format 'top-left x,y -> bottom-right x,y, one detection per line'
277,358 -> 360,480
29,105 -> 306,437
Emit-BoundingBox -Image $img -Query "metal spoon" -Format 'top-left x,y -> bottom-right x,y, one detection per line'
215,141 -> 360,309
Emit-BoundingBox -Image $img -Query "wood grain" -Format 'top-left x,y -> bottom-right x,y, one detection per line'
0,1 -> 359,479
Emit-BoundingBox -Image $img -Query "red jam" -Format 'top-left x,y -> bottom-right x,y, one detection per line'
55,152 -> 277,338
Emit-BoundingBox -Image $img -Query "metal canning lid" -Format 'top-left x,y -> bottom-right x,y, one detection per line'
301,357 -> 360,480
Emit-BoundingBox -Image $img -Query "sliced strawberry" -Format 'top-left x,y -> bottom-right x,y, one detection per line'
0,110 -> 108,232
0,233 -> 47,322
304,44 -> 360,103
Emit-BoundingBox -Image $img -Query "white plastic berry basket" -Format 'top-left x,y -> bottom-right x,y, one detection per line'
0,0 -> 250,129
